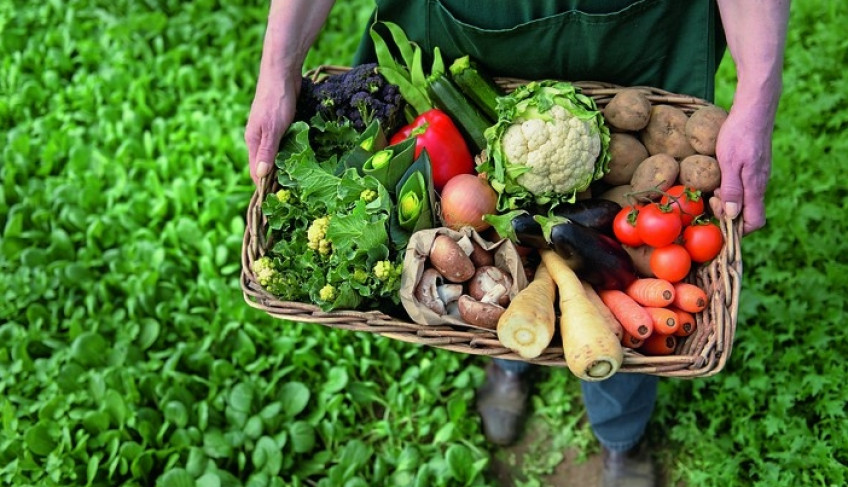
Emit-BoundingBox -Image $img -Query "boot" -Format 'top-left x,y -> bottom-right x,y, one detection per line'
475,361 -> 530,446
602,444 -> 656,487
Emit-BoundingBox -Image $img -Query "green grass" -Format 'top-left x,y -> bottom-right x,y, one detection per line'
1,1 -> 846,486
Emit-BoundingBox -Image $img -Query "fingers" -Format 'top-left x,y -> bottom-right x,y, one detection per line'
245,123 -> 281,186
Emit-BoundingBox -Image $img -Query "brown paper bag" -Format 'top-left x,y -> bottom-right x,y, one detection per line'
400,227 -> 528,331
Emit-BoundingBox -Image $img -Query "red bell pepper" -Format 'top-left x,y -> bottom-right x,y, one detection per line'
389,108 -> 474,191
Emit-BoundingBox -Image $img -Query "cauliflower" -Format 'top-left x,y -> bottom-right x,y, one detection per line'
481,81 -> 610,210
501,104 -> 602,195
306,216 -> 332,256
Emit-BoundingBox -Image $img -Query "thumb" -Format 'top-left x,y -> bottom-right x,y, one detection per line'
253,139 -> 279,182
713,170 -> 744,221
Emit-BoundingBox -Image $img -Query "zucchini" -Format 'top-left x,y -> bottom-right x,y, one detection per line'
427,74 -> 491,153
449,55 -> 505,121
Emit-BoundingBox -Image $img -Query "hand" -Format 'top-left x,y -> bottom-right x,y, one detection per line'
245,72 -> 301,185
710,105 -> 775,235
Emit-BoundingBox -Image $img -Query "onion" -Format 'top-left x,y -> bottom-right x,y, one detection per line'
439,174 -> 498,232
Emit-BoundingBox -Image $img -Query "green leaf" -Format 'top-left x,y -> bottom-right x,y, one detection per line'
445,444 -> 474,483
195,473 -> 222,487
156,468 -> 194,487
70,332 -> 108,366
252,436 -> 283,475
288,421 -> 316,454
228,382 -> 254,414
324,367 -> 349,394
138,319 -> 160,350
163,401 -> 189,428
87,453 -> 101,485
339,439 -> 371,470
104,389 -> 127,426
279,382 -> 310,417
433,423 -> 454,444
24,422 -> 57,456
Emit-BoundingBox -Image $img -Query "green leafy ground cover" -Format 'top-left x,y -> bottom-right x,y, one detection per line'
1,1 -> 845,486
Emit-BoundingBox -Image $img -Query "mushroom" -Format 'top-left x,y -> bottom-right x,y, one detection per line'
415,268 -> 447,315
469,240 -> 495,268
457,295 -> 505,330
437,283 -> 463,306
440,284 -> 464,319
429,235 -> 475,283
468,266 -> 513,307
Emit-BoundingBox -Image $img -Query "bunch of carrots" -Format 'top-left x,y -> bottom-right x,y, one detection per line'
598,277 -> 707,356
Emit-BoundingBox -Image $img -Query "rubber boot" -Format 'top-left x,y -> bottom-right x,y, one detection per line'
475,361 -> 530,446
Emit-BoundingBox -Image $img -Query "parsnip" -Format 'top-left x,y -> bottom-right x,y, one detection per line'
497,263 -> 557,358
541,250 -> 623,381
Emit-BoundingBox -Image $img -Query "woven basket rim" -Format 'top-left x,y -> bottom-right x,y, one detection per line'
241,65 -> 743,378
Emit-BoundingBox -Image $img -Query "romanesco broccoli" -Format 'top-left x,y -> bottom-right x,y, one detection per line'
307,216 -> 332,256
360,189 -> 378,203
275,189 -> 293,204
252,256 -> 286,295
373,260 -> 401,281
319,284 -> 337,302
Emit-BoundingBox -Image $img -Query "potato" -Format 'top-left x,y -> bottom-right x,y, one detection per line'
640,105 -> 696,158
622,245 -> 655,278
685,105 -> 728,156
630,154 -> 679,199
679,154 -> 721,193
603,89 -> 652,131
598,184 -> 636,207
603,133 -> 649,185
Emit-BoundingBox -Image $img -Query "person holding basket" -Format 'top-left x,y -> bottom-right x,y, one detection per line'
246,1 -> 789,485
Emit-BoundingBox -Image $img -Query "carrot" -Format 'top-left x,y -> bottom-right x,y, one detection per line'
644,306 -> 680,335
620,329 -> 645,349
497,263 -> 557,358
671,307 -> 697,337
540,250 -> 623,381
582,281 -> 624,340
672,282 -> 708,313
625,278 -> 675,308
640,333 -> 678,355
597,289 -> 653,340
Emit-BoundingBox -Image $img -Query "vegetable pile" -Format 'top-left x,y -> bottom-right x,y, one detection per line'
251,21 -> 730,375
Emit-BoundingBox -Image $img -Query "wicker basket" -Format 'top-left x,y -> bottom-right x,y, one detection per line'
241,65 -> 743,378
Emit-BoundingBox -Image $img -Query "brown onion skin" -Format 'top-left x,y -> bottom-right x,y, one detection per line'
439,174 -> 497,232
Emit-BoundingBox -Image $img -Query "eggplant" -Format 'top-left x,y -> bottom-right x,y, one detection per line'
484,210 -> 637,290
483,210 -> 548,249
548,199 -> 621,236
535,215 -> 637,291
484,199 -> 621,248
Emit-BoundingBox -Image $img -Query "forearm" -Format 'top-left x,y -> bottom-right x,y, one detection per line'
716,0 -> 790,120
259,0 -> 335,78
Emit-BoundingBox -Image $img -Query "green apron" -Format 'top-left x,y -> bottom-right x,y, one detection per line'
353,0 -> 726,101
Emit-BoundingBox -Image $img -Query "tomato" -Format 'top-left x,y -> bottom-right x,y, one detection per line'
613,206 -> 644,246
650,244 -> 691,282
661,185 -> 705,226
683,222 -> 724,263
636,203 -> 682,247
